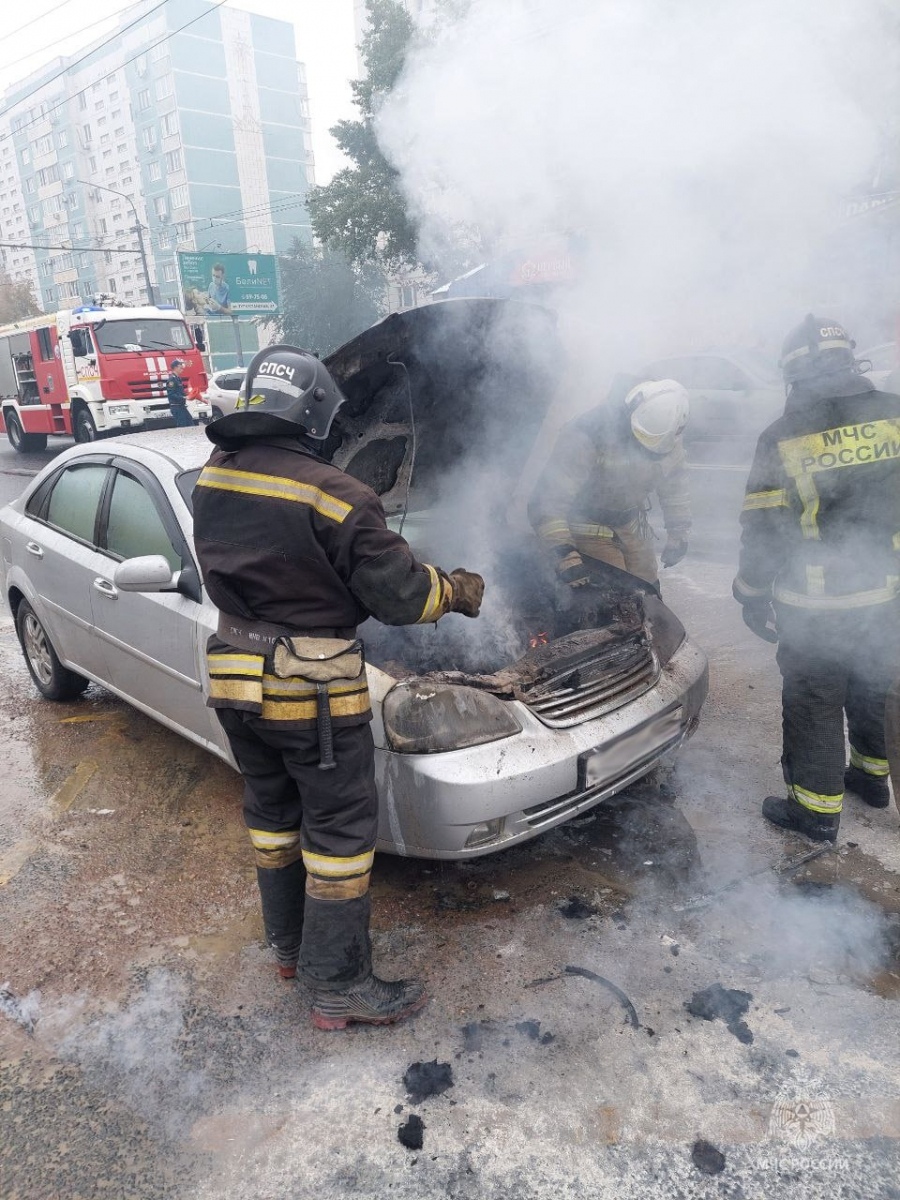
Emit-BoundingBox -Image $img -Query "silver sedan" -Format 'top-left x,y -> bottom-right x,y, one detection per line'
0,428 -> 708,858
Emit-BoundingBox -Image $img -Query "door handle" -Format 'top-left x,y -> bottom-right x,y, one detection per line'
93,578 -> 118,599
25,541 -> 43,558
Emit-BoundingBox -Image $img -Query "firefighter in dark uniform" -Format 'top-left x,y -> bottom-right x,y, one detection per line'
528,377 -> 691,590
166,358 -> 194,427
191,345 -> 485,1030
733,315 -> 900,842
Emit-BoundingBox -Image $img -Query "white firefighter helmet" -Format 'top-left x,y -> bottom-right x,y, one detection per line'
624,379 -> 689,455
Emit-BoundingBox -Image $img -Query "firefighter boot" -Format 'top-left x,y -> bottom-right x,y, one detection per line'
301,894 -> 426,1031
762,794 -> 839,843
844,765 -> 891,809
256,859 -> 306,979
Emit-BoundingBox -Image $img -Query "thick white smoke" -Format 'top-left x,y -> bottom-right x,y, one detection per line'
378,0 -> 898,375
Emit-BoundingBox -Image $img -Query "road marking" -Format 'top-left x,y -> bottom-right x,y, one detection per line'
51,759 -> 98,811
60,713 -> 120,724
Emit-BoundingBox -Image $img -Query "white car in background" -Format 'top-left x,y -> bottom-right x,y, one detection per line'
858,342 -> 898,390
202,367 -> 247,420
641,348 -> 784,457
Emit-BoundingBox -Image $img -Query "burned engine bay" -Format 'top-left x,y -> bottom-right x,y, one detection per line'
322,299 -> 679,712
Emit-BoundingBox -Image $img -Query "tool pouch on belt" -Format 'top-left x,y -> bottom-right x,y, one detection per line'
272,637 -> 365,771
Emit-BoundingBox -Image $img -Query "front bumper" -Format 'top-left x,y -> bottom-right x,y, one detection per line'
373,636 -> 709,859
101,400 -> 212,431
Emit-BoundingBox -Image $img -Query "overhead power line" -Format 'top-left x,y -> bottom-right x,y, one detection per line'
0,0 -> 229,144
0,1 -> 144,76
2,0 -> 171,125
5,0 -> 79,44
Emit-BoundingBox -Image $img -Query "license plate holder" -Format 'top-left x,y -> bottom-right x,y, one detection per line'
578,706 -> 684,791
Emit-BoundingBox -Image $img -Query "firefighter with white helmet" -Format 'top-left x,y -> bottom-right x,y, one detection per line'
528,376 -> 691,589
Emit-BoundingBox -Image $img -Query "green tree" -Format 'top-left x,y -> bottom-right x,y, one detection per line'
276,240 -> 386,356
0,269 -> 40,323
307,0 -> 419,269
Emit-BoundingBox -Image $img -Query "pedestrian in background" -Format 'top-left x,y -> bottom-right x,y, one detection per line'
166,358 -> 194,427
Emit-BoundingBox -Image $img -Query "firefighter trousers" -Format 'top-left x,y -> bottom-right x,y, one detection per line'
572,517 -> 659,585
775,604 -> 899,816
216,710 -> 378,989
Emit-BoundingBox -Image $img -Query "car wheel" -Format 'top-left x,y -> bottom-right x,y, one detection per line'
211,406 -> 224,421
16,600 -> 90,701
73,406 -> 98,444
5,411 -> 48,454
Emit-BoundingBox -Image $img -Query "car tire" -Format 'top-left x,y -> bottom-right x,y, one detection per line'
73,406 -> 98,444
16,600 -> 90,701
5,411 -> 48,454
211,406 -> 224,421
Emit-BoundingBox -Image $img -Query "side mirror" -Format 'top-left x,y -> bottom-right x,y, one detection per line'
113,554 -> 181,592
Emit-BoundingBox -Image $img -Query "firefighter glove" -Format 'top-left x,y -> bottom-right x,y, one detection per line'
556,549 -> 591,588
448,568 -> 485,618
660,536 -> 688,568
739,597 -> 778,644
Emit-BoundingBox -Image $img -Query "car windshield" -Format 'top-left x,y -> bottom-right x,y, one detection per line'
93,319 -> 193,354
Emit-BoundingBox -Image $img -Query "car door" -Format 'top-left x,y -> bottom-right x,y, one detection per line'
87,459 -> 213,744
15,459 -> 115,681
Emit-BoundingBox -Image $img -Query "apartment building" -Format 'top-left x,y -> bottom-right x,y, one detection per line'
0,0 -> 315,366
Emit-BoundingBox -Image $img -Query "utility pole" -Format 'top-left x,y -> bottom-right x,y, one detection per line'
77,179 -> 156,305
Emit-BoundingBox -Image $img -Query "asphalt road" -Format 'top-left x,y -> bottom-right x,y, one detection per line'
2,435 -> 899,1199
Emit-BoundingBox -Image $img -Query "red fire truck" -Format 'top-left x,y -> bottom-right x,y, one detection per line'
0,301 -> 210,453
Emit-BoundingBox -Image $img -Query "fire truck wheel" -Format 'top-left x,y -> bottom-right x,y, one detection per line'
73,406 -> 98,444
16,600 -> 90,701
5,412 -> 47,454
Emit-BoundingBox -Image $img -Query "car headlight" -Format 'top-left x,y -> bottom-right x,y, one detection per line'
108,403 -> 130,415
642,592 -> 686,666
383,681 -> 522,754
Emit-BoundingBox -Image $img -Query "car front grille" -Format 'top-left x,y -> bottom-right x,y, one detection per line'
524,636 -> 659,728
125,379 -> 168,400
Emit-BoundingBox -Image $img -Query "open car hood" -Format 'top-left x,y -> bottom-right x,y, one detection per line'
323,298 -> 560,513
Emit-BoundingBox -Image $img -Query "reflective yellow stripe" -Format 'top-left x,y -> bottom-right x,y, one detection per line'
742,489 -> 789,511
209,678 -> 261,703
535,518 -> 575,547
261,675 -> 364,697
416,564 -> 451,624
791,784 -> 843,814
849,747 -> 890,777
208,653 -> 265,677
806,565 -> 826,595
302,849 -> 374,877
733,574 -> 770,600
774,579 -> 900,609
248,828 -> 302,851
259,688 -> 370,722
570,522 -> 615,539
196,465 -> 353,524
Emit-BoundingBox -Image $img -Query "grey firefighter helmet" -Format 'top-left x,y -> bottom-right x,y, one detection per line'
779,314 -> 857,385
208,344 -> 347,442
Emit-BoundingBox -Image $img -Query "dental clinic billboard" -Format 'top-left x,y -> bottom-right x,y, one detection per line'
177,252 -> 280,320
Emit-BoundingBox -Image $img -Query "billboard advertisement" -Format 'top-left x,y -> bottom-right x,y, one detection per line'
177,252 -> 280,320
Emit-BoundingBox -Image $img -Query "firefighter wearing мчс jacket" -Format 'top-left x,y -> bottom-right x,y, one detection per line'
733,314 -> 900,843
528,377 -> 691,590
191,344 -> 484,1031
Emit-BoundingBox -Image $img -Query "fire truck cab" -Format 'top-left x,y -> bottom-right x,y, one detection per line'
0,302 -> 210,453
